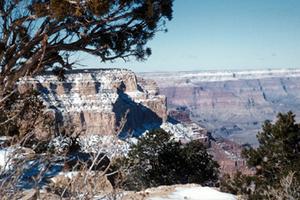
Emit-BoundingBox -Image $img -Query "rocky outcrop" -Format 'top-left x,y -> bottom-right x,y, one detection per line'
18,69 -> 167,138
141,69 -> 300,145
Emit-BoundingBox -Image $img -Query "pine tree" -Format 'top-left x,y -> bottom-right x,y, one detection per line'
243,111 -> 300,184
221,112 -> 300,199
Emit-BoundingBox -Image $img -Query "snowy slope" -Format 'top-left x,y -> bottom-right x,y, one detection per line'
114,184 -> 237,200
148,186 -> 236,200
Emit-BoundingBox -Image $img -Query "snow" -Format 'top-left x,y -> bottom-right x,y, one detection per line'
0,136 -> 11,146
140,68 -> 300,87
125,91 -> 147,103
160,123 -> 193,142
78,122 -> 209,158
119,121 -> 207,143
76,122 -> 207,158
78,135 -> 131,157
0,148 -> 14,171
0,147 -> 34,172
48,136 -> 73,153
50,171 -> 79,184
96,185 -> 236,200
18,68 -> 137,113
160,122 -> 207,142
149,186 -> 236,200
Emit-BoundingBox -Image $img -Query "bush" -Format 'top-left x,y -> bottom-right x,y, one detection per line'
263,172 -> 300,200
221,112 -> 300,199
220,172 -> 260,199
117,129 -> 219,191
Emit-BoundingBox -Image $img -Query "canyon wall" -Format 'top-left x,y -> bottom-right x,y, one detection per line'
18,69 -> 167,138
141,69 -> 300,145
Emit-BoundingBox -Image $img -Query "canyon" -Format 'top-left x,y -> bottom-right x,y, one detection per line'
18,69 -> 209,147
140,68 -> 300,145
17,67 -> 291,175
18,69 -> 167,139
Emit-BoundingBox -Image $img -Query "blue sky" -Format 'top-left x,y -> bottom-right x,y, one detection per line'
79,0 -> 300,72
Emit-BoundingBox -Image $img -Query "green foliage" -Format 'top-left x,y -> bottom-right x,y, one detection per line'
243,111 -> 300,183
220,172 -> 247,195
220,172 -> 265,199
0,0 -> 173,144
0,1 -> 174,137
263,172 -> 300,200
117,129 -> 219,191
0,0 -> 173,93
86,0 -> 112,16
221,112 -> 300,199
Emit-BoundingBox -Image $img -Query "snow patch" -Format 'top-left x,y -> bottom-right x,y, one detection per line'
78,135 -> 131,157
148,186 -> 236,200
141,68 -> 300,87
160,122 -> 207,142
0,148 -> 14,171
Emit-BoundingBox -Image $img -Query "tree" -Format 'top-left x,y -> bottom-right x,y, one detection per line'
0,0 -> 173,98
221,112 -> 300,199
0,0 -> 173,139
117,129 -> 219,191
242,112 -> 300,183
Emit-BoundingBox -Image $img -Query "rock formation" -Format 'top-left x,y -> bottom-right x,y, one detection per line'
140,69 -> 300,145
18,69 -> 167,138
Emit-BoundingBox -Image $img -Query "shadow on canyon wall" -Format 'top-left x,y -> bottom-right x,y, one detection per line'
114,86 -> 163,138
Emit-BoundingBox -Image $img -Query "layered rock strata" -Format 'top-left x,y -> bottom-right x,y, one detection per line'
18,69 -> 167,138
140,69 -> 300,145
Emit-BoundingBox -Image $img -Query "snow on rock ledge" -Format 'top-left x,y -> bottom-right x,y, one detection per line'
120,184 -> 236,200
18,69 -> 167,138
140,68 -> 300,87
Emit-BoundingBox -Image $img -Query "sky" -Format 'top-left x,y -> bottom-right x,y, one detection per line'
78,0 -> 300,72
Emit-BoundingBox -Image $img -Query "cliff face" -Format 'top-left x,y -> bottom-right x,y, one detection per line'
18,69 -> 167,138
141,69 -> 300,145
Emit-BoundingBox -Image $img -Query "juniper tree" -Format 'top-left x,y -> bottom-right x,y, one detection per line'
0,0 -> 173,99
0,0 -> 173,135
118,129 -> 219,191
242,111 -> 300,184
221,112 -> 300,199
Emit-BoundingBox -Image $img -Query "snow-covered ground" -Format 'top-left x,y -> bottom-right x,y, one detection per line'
0,147 -> 14,171
96,184 -> 237,200
0,122 -> 202,172
78,134 -> 131,157
148,186 -> 236,200
78,122 -> 208,157
0,146 -> 36,172
161,122 -> 207,142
